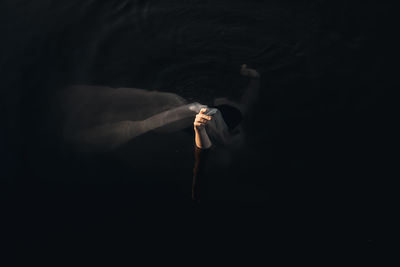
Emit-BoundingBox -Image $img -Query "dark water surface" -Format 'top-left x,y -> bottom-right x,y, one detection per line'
1,1 -> 397,246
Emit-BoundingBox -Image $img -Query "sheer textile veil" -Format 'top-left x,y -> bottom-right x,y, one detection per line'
57,85 -> 241,154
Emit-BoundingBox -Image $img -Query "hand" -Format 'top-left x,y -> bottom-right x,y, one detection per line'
193,108 -> 213,130
240,64 -> 260,78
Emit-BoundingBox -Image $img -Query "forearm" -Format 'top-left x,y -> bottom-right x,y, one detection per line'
194,127 -> 212,149
192,138 -> 211,202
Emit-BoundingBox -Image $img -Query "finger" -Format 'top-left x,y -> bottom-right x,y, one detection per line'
199,108 -> 207,114
199,114 -> 212,120
196,114 -> 211,121
198,118 -> 208,124
194,121 -> 206,127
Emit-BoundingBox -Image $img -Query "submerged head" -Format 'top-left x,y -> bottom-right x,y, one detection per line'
214,104 -> 243,132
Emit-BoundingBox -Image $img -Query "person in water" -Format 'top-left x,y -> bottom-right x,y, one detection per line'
58,64 -> 259,154
56,63 -> 259,199
191,64 -> 260,202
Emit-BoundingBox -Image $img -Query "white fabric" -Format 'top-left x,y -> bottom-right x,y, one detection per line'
58,85 -> 242,153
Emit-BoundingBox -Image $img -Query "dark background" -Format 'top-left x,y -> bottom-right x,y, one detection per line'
1,0 -> 397,251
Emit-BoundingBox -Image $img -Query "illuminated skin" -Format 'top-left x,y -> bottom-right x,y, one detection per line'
193,108 -> 213,149
193,64 -> 260,149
